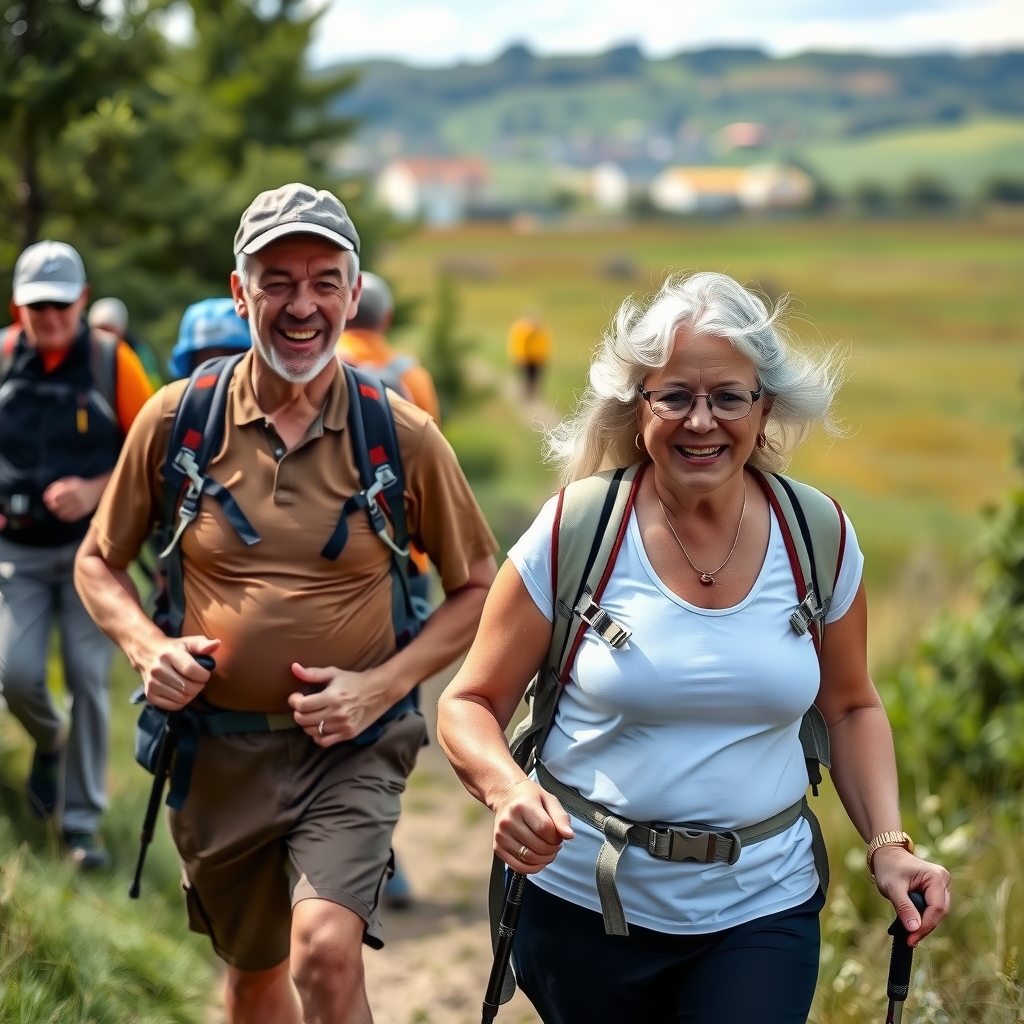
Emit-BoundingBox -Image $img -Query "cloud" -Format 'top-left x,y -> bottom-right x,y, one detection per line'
311,0 -> 1024,66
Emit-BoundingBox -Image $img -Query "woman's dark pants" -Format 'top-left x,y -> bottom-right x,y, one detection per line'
512,882 -> 825,1024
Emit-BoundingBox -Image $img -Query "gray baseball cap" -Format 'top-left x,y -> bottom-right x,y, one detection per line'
234,183 -> 360,257
13,240 -> 87,306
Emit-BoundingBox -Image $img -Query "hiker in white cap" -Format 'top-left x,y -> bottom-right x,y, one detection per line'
0,240 -> 154,867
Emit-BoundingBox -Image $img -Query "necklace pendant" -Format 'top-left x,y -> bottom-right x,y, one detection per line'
699,573 -> 716,586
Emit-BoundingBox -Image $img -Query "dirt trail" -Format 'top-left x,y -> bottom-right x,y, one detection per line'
363,670 -> 540,1024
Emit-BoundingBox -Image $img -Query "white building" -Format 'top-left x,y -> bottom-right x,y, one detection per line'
376,157 -> 490,226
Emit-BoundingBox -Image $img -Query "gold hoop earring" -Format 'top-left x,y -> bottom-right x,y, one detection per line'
635,433 -> 643,450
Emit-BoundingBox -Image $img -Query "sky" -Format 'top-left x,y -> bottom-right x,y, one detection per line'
311,0 -> 1024,67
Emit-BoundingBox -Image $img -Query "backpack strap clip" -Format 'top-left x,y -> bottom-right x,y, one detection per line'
574,588 -> 631,649
789,588 -> 830,637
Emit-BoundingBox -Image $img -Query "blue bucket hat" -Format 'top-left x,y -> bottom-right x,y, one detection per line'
169,298 -> 251,379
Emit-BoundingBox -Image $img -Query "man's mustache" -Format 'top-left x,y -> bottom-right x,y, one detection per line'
272,313 -> 331,334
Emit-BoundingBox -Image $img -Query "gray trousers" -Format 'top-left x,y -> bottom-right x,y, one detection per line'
0,536 -> 114,833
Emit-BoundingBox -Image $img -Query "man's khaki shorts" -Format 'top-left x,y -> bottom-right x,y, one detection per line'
168,710 -> 427,970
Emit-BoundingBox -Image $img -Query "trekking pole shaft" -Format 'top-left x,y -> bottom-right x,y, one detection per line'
481,871 -> 527,1024
885,890 -> 928,1023
128,722 -> 176,899
128,654 -> 214,900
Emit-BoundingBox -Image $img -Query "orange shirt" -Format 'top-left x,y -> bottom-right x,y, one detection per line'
337,329 -> 441,424
31,335 -> 153,433
91,353 -> 497,712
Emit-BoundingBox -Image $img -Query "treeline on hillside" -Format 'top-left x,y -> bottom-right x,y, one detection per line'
327,44 -> 1024,155
0,0 -> 395,353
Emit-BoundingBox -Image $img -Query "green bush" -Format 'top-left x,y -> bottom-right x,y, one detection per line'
881,411 -> 1024,796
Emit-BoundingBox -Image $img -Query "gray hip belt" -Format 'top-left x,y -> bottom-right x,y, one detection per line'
536,761 -> 815,937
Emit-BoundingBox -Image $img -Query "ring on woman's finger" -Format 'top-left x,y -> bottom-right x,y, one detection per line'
318,720 -> 325,737
179,679 -> 186,693
518,844 -> 530,863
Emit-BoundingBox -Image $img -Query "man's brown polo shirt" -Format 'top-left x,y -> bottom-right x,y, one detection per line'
91,352 -> 497,712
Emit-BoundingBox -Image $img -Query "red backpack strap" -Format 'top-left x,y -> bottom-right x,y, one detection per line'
752,469 -> 823,656
557,463 -> 644,684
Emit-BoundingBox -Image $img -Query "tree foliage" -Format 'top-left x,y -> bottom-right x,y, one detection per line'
883,405 -> 1024,796
422,273 -> 475,421
0,0 -> 388,353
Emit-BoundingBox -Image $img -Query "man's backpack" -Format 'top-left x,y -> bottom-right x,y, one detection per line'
134,354 -> 423,807
489,461 -> 846,1000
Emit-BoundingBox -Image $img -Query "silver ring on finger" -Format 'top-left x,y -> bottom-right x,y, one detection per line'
180,679 -> 186,693
518,844 -> 530,863
318,720 -> 325,737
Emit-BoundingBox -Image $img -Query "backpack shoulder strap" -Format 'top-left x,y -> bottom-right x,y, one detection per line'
88,328 -> 119,424
159,353 -> 254,638
752,470 -> 846,654
0,324 -> 20,383
508,461 -> 644,771
322,363 -> 420,649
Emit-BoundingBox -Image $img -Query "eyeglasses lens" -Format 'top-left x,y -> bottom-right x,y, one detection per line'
650,389 -> 754,421
27,301 -> 72,312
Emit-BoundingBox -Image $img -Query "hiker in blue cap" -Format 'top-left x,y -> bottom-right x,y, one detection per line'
168,297 -> 251,380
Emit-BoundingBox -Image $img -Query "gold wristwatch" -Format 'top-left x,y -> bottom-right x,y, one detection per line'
866,830 -> 915,876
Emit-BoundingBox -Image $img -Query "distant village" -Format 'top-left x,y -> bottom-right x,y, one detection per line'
337,121 -> 816,225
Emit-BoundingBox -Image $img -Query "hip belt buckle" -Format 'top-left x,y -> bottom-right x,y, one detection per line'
649,826 -> 742,866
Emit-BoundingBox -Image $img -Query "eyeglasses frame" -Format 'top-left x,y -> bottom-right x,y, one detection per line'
636,381 -> 764,422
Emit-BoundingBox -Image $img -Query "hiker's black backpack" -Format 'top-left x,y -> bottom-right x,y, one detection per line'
489,461 -> 847,1003
134,354 -> 424,805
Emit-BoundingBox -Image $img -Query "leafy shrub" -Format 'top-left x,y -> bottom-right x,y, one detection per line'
983,177 -> 1024,204
903,174 -> 955,211
881,426 -> 1024,795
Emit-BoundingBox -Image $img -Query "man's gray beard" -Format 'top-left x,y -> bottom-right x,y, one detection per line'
251,320 -> 337,384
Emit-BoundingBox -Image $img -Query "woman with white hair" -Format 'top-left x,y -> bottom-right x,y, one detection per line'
438,272 -> 949,1022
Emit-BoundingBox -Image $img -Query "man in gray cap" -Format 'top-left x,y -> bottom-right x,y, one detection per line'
0,240 -> 154,867
76,184 -> 498,1023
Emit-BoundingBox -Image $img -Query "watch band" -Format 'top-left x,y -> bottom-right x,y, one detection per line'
866,830 -> 914,875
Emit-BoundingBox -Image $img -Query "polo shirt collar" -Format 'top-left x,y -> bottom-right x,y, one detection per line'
231,350 -> 350,432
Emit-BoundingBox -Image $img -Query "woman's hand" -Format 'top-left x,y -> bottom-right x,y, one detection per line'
492,778 -> 575,874
871,845 -> 951,947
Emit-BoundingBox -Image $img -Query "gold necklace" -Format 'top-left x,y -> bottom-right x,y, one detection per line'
657,486 -> 747,587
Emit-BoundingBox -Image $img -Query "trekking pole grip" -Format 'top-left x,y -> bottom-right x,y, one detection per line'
886,890 -> 928,1001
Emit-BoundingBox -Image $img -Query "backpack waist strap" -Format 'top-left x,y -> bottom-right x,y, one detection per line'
536,761 -> 805,937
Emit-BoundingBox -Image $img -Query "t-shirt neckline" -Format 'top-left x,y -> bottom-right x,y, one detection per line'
628,506 -> 780,616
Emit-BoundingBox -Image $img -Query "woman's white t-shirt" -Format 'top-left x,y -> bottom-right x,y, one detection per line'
507,493 -> 864,935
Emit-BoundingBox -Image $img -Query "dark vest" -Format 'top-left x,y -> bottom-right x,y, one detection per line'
0,322 -> 123,547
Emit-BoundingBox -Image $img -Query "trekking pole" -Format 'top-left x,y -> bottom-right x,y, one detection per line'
481,871 -> 526,1024
128,654 -> 215,899
884,890 -> 928,1024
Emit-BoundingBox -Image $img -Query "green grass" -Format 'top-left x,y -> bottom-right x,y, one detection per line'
0,653 -> 215,1022
802,118 -> 1024,196
384,218 -> 1024,584
381,215 -> 1024,1021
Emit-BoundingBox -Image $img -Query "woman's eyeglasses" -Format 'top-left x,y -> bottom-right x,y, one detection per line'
637,382 -> 763,421
26,301 -> 72,312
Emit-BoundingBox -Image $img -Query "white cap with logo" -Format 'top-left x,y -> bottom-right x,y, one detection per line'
13,240 -> 87,306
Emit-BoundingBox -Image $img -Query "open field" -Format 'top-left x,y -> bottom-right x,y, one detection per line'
0,216 -> 1021,1023
383,218 -> 1024,592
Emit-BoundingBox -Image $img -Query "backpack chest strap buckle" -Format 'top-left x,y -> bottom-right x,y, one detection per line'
574,590 -> 631,649
790,589 -> 830,636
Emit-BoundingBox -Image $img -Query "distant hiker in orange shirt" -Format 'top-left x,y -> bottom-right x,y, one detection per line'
338,272 -> 440,423
507,312 -> 552,400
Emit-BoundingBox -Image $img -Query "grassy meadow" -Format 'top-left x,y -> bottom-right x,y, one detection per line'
383,215 -> 1024,1022
0,215 -> 1020,1022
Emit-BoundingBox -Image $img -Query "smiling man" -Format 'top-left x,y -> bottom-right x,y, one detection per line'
74,184 -> 498,1023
